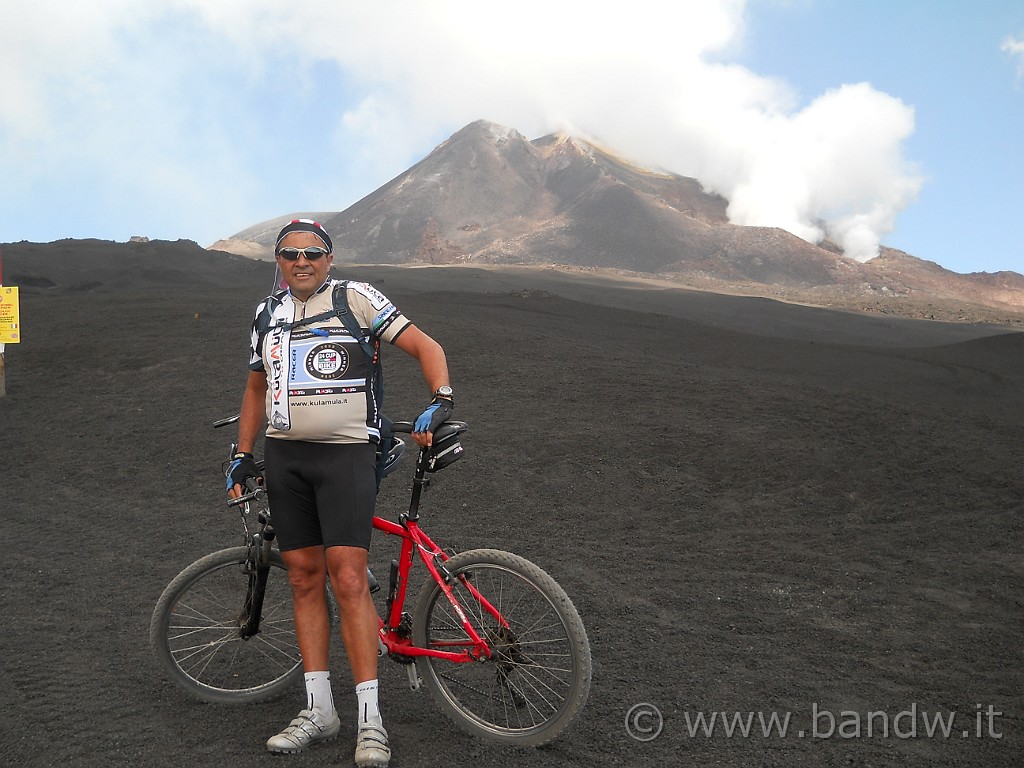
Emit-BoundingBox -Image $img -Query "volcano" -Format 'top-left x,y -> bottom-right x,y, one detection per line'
213,120 -> 1024,324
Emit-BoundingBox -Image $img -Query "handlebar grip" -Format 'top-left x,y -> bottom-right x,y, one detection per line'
228,478 -> 265,507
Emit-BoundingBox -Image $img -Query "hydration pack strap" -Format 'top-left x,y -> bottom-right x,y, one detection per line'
274,282 -> 376,362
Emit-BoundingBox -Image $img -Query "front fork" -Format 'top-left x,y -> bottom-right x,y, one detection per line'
238,527 -> 275,639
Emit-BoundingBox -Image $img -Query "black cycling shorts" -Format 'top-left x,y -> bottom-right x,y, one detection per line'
263,438 -> 377,551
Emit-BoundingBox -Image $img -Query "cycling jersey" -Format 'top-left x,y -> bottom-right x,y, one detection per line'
248,278 -> 410,443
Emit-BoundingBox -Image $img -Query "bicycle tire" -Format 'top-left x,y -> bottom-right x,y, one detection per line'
412,548 -> 592,746
150,546 -> 303,704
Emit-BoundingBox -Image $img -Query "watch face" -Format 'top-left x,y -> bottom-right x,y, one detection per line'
436,386 -> 453,397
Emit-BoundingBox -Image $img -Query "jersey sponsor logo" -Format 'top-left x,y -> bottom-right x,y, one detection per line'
352,281 -> 390,311
268,333 -> 285,405
268,324 -> 290,431
373,305 -> 396,330
376,313 -> 401,336
304,342 -> 350,380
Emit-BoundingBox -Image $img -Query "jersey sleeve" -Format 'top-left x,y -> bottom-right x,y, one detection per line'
346,281 -> 411,344
248,297 -> 271,371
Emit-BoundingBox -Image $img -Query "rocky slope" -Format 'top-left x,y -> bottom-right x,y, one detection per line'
212,120 -> 1022,325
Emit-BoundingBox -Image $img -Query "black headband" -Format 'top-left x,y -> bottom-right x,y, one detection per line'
275,218 -> 333,253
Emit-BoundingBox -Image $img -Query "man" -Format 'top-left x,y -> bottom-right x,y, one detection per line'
227,219 -> 453,767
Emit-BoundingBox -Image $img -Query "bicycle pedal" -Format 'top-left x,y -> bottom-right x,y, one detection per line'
406,662 -> 421,691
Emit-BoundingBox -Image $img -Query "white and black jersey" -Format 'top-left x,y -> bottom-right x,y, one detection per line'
248,279 -> 411,444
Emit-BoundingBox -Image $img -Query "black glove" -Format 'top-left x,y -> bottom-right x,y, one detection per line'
414,398 -> 453,435
226,451 -> 261,492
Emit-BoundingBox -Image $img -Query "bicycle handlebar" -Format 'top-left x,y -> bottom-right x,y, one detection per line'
216,417 -> 468,512
214,415 -> 467,439
389,420 -> 468,439
227,477 -> 265,507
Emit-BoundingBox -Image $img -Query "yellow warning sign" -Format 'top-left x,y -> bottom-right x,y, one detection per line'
0,286 -> 20,343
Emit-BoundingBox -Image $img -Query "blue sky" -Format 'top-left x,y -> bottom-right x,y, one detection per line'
1,0 -> 1021,276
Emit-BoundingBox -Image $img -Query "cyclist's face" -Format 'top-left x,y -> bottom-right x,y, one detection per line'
276,231 -> 332,300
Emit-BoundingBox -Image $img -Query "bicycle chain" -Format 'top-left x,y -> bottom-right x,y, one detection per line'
436,667 -> 526,707
426,626 -> 532,707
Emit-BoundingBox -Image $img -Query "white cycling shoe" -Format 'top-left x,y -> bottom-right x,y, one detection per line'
354,723 -> 391,767
266,709 -> 341,753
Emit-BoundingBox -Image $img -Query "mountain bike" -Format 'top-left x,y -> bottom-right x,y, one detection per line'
149,419 -> 592,747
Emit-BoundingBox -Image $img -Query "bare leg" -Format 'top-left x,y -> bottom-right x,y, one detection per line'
325,545 -> 379,684
266,546 -> 342,754
281,546 -> 331,671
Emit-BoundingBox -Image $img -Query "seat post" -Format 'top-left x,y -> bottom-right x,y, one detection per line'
405,447 -> 430,522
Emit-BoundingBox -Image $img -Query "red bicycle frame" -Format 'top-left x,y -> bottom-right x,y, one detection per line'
373,423 -> 507,662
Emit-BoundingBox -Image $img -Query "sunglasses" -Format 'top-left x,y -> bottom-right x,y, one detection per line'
277,246 -> 330,261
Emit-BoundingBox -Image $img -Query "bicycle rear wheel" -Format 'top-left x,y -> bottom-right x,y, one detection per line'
150,546 -> 302,704
412,548 -> 591,746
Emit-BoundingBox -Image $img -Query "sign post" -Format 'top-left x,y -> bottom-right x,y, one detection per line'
0,251 -> 20,396
0,246 -> 3,397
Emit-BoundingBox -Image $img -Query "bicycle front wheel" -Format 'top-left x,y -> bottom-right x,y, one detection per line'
412,548 -> 592,746
150,546 -> 302,704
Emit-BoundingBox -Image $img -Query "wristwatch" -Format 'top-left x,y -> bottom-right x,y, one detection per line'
433,385 -> 454,400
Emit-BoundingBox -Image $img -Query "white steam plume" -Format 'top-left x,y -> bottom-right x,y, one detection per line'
1,0 -> 923,260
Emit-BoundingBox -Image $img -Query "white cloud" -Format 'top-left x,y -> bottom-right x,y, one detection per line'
1004,35 -> 1024,81
0,1 -> 272,239
0,0 -> 923,260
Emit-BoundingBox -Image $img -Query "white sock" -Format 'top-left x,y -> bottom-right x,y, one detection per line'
304,671 -> 335,718
355,678 -> 383,729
